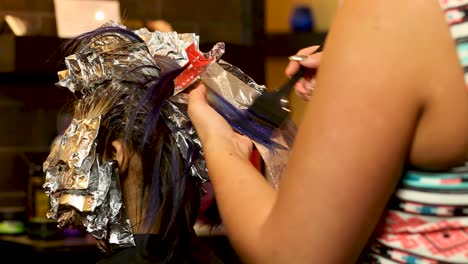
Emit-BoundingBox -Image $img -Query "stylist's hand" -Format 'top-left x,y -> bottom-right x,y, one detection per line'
285,45 -> 322,101
188,84 -> 253,160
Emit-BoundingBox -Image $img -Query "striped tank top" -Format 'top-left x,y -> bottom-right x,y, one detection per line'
363,1 -> 468,263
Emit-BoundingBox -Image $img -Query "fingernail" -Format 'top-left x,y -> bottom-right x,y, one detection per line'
288,55 -> 309,62
305,83 -> 314,95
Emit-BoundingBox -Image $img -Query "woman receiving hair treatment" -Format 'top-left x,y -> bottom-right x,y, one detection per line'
42,21 -> 293,263
43,23 -> 221,263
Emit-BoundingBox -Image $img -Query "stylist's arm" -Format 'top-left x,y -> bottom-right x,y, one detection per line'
187,84 -> 277,263
187,1 -> 437,263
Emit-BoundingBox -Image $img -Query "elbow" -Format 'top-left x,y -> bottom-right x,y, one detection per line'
233,230 -> 298,264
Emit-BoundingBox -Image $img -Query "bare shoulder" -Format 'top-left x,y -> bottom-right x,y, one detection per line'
321,0 -> 468,169
267,1 -> 467,262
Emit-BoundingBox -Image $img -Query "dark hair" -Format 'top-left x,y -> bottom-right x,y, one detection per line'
64,26 -> 205,260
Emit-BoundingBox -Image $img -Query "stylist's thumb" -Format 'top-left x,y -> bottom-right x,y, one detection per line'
188,83 -> 207,104
187,83 -> 210,129
188,83 -> 207,113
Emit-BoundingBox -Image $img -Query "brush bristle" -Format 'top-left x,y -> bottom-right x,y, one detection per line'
246,66 -> 305,129
207,89 -> 286,148
247,93 -> 289,128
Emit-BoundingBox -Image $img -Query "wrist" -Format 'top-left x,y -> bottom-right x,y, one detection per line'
203,134 -> 250,161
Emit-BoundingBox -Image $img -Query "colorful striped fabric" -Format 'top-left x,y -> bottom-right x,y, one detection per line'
402,169 -> 468,190
440,0 -> 468,85
362,2 -> 468,262
363,168 -> 468,263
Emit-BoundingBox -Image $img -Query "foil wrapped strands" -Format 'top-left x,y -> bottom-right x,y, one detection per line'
58,192 -> 97,213
201,62 -> 262,110
162,99 -> 208,182
43,116 -> 134,250
57,42 -> 159,95
57,22 -> 200,96
46,23 -> 205,251
134,27 -> 199,66
43,117 -> 101,193
217,60 -> 267,94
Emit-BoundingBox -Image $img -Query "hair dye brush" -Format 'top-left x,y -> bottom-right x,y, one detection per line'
247,66 -> 306,129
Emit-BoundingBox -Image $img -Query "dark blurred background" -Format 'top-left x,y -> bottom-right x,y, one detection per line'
0,0 -> 330,263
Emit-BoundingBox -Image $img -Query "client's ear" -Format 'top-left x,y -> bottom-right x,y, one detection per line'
111,140 -> 129,173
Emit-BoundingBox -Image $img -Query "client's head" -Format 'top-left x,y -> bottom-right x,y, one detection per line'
43,25 -> 208,253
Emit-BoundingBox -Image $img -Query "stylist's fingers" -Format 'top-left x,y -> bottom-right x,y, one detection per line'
188,83 -> 207,105
285,51 -> 322,77
285,45 -> 321,77
188,83 -> 234,143
187,84 -> 209,128
284,46 -> 322,101
295,78 -> 316,100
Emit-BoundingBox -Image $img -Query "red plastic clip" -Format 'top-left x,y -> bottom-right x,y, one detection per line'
174,43 -> 215,94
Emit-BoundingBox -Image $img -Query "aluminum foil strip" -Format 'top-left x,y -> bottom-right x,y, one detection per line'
43,116 -> 134,250
218,60 -> 267,94
46,23 -> 204,251
134,27 -> 199,66
58,22 -> 199,95
43,117 -> 101,193
201,62 -> 262,110
58,43 -> 159,95
162,98 -> 209,182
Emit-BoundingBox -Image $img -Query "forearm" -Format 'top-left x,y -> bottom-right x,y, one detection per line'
203,138 -> 277,262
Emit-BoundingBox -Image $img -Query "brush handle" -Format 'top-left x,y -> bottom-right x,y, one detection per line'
277,66 -> 306,97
